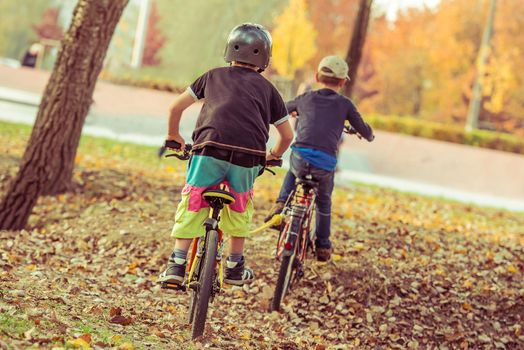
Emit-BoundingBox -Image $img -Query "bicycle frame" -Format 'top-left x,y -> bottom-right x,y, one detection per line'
276,182 -> 317,263
185,206 -> 225,293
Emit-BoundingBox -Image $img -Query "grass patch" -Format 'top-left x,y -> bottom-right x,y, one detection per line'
0,311 -> 32,335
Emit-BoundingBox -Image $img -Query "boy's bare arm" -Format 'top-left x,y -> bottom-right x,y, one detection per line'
267,120 -> 294,160
167,91 -> 198,149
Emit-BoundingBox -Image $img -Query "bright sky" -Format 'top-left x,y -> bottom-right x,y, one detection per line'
374,0 -> 441,20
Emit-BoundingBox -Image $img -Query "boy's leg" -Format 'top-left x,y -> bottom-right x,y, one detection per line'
158,238 -> 192,284
276,170 -> 296,203
265,170 -> 296,222
221,163 -> 261,285
314,172 -> 335,261
158,155 -> 229,284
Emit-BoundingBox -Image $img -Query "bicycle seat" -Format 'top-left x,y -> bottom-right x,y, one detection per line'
202,189 -> 236,205
296,177 -> 319,189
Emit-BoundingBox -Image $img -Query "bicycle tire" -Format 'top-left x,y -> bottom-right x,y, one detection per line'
191,230 -> 218,339
187,263 -> 200,324
271,251 -> 296,311
272,214 -> 302,311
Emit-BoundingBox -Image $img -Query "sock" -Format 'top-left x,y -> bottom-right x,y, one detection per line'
228,253 -> 243,263
169,248 -> 188,265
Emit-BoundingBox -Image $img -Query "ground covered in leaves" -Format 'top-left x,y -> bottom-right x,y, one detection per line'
1,122 -> 523,350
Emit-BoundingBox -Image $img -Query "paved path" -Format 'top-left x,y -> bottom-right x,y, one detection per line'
1,65 -> 523,211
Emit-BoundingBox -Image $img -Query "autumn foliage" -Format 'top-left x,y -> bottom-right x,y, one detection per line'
142,0 -> 166,66
32,7 -> 63,41
268,0 -> 523,136
357,0 -> 524,135
271,0 -> 317,78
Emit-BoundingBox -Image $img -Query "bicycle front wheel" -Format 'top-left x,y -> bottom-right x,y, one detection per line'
191,230 -> 218,339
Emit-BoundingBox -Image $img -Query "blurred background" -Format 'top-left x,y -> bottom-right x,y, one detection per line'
0,0 -> 523,210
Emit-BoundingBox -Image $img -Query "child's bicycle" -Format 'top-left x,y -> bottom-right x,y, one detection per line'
269,126 -> 372,312
160,140 -> 281,339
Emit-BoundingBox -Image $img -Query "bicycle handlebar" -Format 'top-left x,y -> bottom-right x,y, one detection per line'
163,140 -> 283,174
164,140 -> 193,160
343,126 -> 375,142
266,159 -> 283,167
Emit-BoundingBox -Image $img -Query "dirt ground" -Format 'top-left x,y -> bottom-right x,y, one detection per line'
0,124 -> 523,349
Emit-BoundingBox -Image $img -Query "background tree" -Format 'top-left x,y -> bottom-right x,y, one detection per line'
155,0 -> 284,84
307,0 -> 359,70
0,0 -> 129,230
271,0 -> 317,79
344,0 -> 373,97
142,0 -> 166,66
0,0 -> 49,59
33,7 -> 64,41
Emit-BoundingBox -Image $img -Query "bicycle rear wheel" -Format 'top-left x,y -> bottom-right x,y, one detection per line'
191,230 -> 218,339
271,252 -> 296,311
271,215 -> 302,311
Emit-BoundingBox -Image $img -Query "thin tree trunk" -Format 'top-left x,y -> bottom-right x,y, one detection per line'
344,0 -> 373,98
0,0 -> 128,230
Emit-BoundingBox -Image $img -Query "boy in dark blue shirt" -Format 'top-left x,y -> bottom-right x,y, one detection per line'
266,55 -> 374,261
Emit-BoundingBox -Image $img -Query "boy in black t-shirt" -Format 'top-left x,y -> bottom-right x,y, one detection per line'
266,55 -> 374,262
158,24 -> 294,286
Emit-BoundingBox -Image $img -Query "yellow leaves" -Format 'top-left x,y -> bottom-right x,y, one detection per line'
127,261 -> 139,275
462,302 -> 473,311
271,0 -> 317,78
353,242 -> 365,251
486,250 -> 494,262
462,280 -> 473,289
66,337 -> 91,349
239,332 -> 251,340
25,264 -> 37,271
331,254 -> 342,262
111,335 -> 122,344
506,264 -> 518,274
165,305 -> 177,315
118,342 -> 134,350
164,165 -> 176,174
515,324 -> 522,337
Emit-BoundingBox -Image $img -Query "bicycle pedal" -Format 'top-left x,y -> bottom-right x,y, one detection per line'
160,282 -> 186,291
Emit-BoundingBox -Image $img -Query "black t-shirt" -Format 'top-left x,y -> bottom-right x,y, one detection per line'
189,66 -> 289,157
286,89 -> 373,156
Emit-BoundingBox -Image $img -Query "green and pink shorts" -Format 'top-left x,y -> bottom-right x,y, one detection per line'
172,154 -> 262,239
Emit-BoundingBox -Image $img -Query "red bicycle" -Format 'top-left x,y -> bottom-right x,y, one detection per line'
271,126 -> 371,311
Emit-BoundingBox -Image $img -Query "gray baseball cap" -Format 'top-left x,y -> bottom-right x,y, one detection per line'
317,55 -> 350,80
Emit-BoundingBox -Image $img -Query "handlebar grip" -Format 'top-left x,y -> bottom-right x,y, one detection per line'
266,159 -> 283,167
164,140 -> 181,149
164,140 -> 193,151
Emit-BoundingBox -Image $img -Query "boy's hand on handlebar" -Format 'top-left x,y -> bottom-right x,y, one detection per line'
166,133 -> 185,150
266,150 -> 280,162
266,159 -> 283,167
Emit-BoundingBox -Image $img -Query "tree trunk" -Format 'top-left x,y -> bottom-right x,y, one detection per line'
344,0 -> 373,98
0,0 -> 128,230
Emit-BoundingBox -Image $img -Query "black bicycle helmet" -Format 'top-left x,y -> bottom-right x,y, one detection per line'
224,23 -> 272,72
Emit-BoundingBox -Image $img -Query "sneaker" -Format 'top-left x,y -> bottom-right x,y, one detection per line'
316,247 -> 332,262
158,259 -> 186,285
224,257 -> 254,286
264,202 -> 285,223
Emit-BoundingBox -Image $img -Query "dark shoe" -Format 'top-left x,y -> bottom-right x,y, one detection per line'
224,257 -> 254,286
158,260 -> 186,285
264,202 -> 285,223
316,247 -> 332,262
